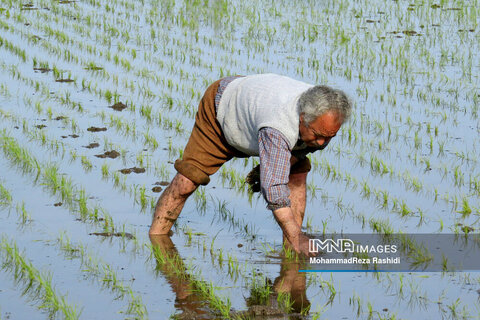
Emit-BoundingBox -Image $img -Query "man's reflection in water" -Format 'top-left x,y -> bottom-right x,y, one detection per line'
150,234 -> 209,319
150,234 -> 310,318
273,260 -> 311,314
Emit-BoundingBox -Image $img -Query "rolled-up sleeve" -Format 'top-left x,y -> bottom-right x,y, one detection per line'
258,127 -> 291,211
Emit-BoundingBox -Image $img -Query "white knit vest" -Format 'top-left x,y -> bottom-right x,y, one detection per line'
216,74 -> 313,155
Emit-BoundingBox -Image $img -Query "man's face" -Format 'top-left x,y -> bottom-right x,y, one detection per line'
299,111 -> 343,148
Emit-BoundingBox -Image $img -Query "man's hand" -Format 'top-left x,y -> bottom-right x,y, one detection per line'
273,207 -> 314,257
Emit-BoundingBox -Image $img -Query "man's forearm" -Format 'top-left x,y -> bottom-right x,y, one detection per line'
273,207 -> 312,256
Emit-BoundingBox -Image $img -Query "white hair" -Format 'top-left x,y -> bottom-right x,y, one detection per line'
298,85 -> 352,124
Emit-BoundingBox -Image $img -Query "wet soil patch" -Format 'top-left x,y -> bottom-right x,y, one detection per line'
119,167 -> 145,174
55,79 -> 74,83
87,126 -> 107,132
232,305 -> 285,318
387,30 -> 421,37
59,0 -> 76,3
89,232 -> 135,240
151,186 -> 163,192
154,181 -> 170,186
456,223 -> 474,233
109,102 -> 127,111
35,124 -> 46,129
70,134 -> 79,138
34,67 -> 52,73
21,4 -> 38,10
402,30 -> 420,36
95,150 -> 120,159
54,202 -> 62,207
83,142 -> 100,149
85,65 -> 103,71
54,116 -> 67,121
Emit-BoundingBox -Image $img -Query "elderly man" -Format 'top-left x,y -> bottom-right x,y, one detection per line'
149,74 -> 352,256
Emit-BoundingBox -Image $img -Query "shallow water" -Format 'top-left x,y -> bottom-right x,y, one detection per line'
0,0 -> 479,319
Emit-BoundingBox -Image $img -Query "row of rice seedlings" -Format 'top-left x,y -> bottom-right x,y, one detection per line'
0,236 -> 81,319
55,233 -> 148,318
1,75 -> 171,176
9,0 -> 474,125
0,6 -> 207,118
0,106 -> 171,220
1,61 -> 187,163
0,130 -> 117,232
3,0 -> 468,188
148,238 -> 233,318
336,127 -> 471,197
211,198 -> 258,240
310,154 -> 479,221
1,172 -> 147,316
179,225 -> 245,284
0,179 -> 31,225
0,181 -> 12,206
339,121 -> 473,192
2,111 -> 157,215
382,272 -> 476,319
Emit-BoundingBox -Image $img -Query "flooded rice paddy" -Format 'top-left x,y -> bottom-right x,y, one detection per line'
0,0 -> 479,319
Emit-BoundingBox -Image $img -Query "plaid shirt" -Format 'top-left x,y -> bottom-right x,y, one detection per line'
258,127 -> 292,210
215,76 -> 318,211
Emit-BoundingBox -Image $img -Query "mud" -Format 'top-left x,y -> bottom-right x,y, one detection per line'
33,67 -> 52,73
89,232 -> 135,240
152,186 -> 163,192
231,305 -> 285,318
95,150 -> 120,159
87,127 -> 107,132
154,181 -> 170,186
35,125 -> 46,129
119,167 -> 145,174
109,102 -> 127,111
85,66 -> 103,71
55,79 -> 74,83
83,143 -> 100,149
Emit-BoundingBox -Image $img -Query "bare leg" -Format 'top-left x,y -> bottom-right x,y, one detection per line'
283,172 -> 308,246
149,173 -> 198,235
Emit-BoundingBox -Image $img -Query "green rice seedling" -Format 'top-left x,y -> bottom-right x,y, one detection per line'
247,271 -> 272,306
307,180 -> 317,198
80,155 -> 93,172
277,291 -> 294,314
101,162 -> 109,178
457,197 -> 472,218
194,187 -> 207,213
367,301 -> 374,319
349,291 -> 362,316
399,201 -> 412,217
0,182 -> 12,206
15,201 -> 30,224
56,233 -> 146,318
322,220 -> 328,236
322,275 -> 337,306
0,237 -> 81,319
